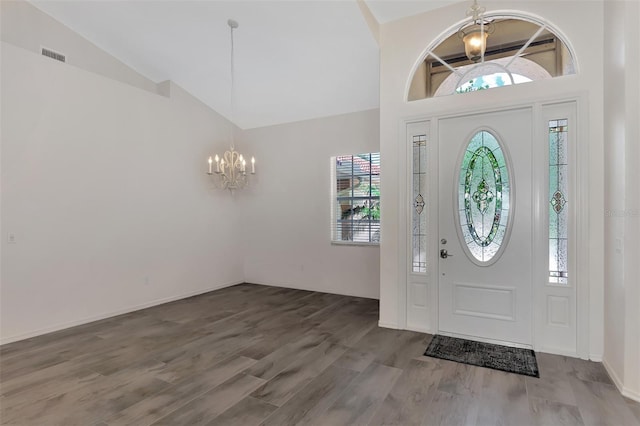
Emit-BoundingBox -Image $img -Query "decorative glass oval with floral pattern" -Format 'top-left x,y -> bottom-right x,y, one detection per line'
457,130 -> 513,265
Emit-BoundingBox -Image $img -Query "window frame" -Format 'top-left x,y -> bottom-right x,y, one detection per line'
330,152 -> 380,246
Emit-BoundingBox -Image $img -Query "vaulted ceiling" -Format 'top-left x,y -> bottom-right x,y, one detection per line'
30,0 -> 459,129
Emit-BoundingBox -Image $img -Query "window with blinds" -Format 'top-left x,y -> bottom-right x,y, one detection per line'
331,153 -> 380,244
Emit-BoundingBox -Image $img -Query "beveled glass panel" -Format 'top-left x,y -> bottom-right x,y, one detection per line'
412,134 -> 428,273
558,131 -> 568,165
458,130 -> 510,263
548,119 -> 569,284
484,241 -> 500,260
501,182 -> 510,212
549,134 -> 558,165
413,144 -> 421,172
549,204 -> 558,239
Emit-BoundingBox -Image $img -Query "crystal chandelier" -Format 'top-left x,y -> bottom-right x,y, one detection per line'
458,0 -> 494,62
207,19 -> 255,190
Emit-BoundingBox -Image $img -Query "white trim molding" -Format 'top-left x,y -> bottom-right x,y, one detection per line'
0,281 -> 242,346
603,358 -> 640,403
378,321 -> 400,329
396,94 -> 590,359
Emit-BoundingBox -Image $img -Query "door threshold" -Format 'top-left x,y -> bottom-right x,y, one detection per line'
438,330 -> 534,350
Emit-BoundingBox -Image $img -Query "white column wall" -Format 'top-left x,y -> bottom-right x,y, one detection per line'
603,0 -> 627,382
603,0 -> 640,402
624,1 -> 640,399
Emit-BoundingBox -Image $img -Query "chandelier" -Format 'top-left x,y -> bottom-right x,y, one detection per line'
458,0 -> 494,62
207,19 -> 255,190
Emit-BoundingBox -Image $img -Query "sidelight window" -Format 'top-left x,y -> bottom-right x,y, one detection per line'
412,134 -> 428,272
548,119 -> 569,284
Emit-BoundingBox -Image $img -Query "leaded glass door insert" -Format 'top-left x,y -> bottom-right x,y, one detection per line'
457,130 -> 512,265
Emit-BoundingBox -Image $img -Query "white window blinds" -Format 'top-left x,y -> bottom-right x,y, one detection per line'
331,153 -> 380,244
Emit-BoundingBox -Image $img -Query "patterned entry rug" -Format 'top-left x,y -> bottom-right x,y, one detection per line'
424,335 -> 539,377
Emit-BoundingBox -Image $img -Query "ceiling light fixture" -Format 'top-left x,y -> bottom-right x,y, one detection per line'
458,0 -> 494,63
207,19 -> 255,191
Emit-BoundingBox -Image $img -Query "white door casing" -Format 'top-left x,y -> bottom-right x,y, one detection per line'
438,107 -> 533,346
535,101 -> 579,355
406,121 -> 436,333
403,99 -> 584,355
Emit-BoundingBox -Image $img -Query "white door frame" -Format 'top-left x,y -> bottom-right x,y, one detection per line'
399,93 -> 590,358
438,108 -> 533,347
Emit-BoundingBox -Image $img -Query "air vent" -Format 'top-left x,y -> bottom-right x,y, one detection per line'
41,47 -> 66,63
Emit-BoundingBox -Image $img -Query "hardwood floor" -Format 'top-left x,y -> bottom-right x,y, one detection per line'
1,283 -> 638,425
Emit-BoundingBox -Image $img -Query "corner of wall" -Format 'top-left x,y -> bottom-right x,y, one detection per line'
157,80 -> 172,98
356,0 -> 380,46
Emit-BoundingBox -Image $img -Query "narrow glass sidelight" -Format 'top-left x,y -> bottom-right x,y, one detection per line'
548,119 -> 569,284
457,130 -> 511,264
412,134 -> 428,273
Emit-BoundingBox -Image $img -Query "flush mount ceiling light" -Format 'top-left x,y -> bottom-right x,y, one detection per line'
207,19 -> 255,191
458,0 -> 494,62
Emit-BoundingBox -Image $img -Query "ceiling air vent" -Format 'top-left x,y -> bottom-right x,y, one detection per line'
41,47 -> 66,63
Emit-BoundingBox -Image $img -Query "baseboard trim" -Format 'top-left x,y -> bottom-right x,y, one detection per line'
602,358 -> 640,403
405,324 -> 433,334
378,321 -> 399,329
589,353 -> 603,362
603,358 -> 625,392
623,388 -> 640,403
245,280 -> 379,300
0,281 -> 241,346
536,346 -> 581,358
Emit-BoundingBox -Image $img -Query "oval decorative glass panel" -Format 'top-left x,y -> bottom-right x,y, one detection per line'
458,130 -> 511,264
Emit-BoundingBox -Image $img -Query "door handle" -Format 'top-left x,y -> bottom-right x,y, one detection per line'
440,249 -> 454,259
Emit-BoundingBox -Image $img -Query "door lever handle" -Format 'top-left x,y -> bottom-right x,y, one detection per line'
440,249 -> 454,259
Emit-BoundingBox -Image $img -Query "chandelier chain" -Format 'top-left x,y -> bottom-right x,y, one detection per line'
207,19 -> 255,192
466,0 -> 486,22
229,20 -> 236,150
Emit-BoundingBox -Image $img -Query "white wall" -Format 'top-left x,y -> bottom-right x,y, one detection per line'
1,42 -> 244,344
0,1 -> 383,343
239,110 -> 380,299
603,0 -> 627,392
603,0 -> 640,402
378,1 -> 605,359
624,0 -> 640,399
1,0 -> 159,94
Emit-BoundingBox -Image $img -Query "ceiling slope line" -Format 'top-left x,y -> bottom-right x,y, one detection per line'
357,0 -> 380,46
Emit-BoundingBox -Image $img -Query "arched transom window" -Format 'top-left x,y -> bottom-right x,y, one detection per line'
408,15 -> 577,101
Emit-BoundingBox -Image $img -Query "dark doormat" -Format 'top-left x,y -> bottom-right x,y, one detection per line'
424,335 -> 539,377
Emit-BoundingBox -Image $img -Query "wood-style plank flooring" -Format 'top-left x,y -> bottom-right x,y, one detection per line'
1,283 -> 639,425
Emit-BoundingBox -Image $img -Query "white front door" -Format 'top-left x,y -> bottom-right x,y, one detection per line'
438,107 -> 533,345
